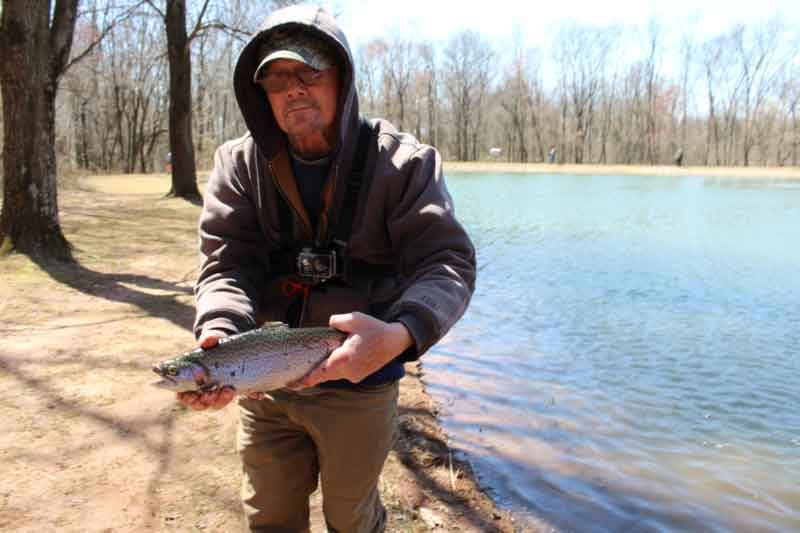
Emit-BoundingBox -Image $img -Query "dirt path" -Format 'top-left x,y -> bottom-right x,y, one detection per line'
0,176 -> 520,532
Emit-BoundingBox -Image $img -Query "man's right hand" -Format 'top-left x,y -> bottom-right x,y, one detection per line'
176,332 -> 236,410
176,331 -> 266,411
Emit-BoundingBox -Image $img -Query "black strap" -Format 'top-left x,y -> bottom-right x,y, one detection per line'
276,178 -> 294,250
333,118 -> 376,246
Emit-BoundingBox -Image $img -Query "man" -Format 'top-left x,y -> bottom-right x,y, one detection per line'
178,5 -> 476,532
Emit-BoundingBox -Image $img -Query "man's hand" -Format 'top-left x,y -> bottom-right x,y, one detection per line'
299,312 -> 414,388
176,332 -> 239,410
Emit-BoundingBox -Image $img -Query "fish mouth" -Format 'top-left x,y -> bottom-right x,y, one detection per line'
151,365 -> 177,387
151,378 -> 177,389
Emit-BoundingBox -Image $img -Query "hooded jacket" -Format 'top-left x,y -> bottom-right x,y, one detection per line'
194,5 -> 476,381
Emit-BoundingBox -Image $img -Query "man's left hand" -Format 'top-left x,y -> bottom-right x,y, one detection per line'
299,312 -> 413,388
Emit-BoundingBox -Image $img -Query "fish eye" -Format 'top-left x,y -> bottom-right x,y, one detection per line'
166,366 -> 178,376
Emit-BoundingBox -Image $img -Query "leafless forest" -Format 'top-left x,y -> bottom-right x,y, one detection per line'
7,1 -> 800,174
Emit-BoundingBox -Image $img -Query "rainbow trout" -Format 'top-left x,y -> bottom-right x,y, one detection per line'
151,325 -> 346,394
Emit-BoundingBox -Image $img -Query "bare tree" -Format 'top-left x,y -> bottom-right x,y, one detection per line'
677,23 -> 697,161
419,42 -> 438,147
384,35 -> 413,131
499,34 -> 530,162
701,33 -> 734,165
597,72 -> 618,164
0,0 -> 132,260
553,23 -> 617,164
356,39 -> 386,118
734,19 -> 788,166
643,20 -> 661,164
443,30 -> 494,161
144,0 -> 207,201
780,75 -> 800,166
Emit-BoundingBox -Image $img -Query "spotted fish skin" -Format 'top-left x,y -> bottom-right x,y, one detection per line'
151,326 -> 346,394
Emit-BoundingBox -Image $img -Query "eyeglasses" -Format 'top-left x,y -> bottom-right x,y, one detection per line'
259,66 -> 330,94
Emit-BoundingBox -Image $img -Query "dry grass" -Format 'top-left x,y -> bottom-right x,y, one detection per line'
0,173 -> 519,533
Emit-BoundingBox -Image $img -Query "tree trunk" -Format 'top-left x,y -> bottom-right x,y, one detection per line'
0,0 -> 77,261
793,104 -> 799,167
426,74 -> 436,148
165,0 -> 200,201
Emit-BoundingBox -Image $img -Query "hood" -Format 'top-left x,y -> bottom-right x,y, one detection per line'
233,5 -> 360,166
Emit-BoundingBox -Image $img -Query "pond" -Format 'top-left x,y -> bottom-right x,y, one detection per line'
427,172 -> 800,532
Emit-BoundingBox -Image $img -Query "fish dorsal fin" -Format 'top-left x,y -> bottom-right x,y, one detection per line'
261,322 -> 289,329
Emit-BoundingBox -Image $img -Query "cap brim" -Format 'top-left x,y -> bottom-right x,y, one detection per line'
253,51 -> 311,83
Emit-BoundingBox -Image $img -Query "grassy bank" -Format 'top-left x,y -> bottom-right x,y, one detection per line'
0,173 -> 518,533
443,161 -> 800,179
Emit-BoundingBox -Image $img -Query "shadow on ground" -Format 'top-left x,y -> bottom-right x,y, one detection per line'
31,256 -> 195,332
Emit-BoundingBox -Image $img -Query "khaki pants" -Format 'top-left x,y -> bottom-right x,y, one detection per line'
236,381 -> 399,533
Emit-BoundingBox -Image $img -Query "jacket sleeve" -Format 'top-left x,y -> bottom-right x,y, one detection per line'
383,145 -> 477,359
193,143 -> 270,339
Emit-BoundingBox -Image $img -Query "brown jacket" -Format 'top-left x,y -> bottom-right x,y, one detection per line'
194,5 -> 475,359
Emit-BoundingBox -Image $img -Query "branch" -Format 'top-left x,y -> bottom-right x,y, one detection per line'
187,0 -> 212,43
64,1 -> 148,73
192,21 -> 251,43
50,0 -> 80,78
144,0 -> 166,20
76,3 -> 135,19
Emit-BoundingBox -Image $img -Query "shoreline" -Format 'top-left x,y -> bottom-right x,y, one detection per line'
443,161 -> 800,179
391,362 -> 521,531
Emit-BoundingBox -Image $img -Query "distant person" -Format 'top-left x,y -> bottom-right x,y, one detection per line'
548,145 -> 557,164
176,4 -> 476,532
164,152 -> 172,173
674,148 -> 684,167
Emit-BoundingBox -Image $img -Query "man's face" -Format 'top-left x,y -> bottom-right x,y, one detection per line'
259,59 -> 339,142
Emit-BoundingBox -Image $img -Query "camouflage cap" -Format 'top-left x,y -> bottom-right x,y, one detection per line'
253,29 -> 337,83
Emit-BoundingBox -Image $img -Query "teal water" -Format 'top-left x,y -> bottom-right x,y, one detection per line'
425,173 -> 800,532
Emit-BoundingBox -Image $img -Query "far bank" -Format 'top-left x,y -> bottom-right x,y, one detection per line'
443,161 -> 800,180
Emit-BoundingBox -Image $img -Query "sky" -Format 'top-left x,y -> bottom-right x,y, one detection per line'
323,0 -> 800,56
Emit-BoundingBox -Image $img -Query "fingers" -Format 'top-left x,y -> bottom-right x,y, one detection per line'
301,353 -> 348,388
329,312 -> 364,332
299,366 -> 326,389
199,332 -> 222,349
176,386 -> 236,411
177,391 -> 199,408
210,387 -> 236,408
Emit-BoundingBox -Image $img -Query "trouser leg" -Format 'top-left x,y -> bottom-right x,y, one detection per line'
237,396 -> 319,533
301,382 -> 399,533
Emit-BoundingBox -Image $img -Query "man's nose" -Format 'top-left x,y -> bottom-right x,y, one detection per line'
285,75 -> 308,97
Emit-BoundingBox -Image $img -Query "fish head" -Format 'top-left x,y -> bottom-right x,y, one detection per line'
151,357 -> 205,392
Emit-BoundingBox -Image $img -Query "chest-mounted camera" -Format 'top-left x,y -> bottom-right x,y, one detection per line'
296,247 -> 338,282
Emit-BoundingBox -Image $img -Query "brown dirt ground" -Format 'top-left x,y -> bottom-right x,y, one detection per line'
0,173 -> 521,533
